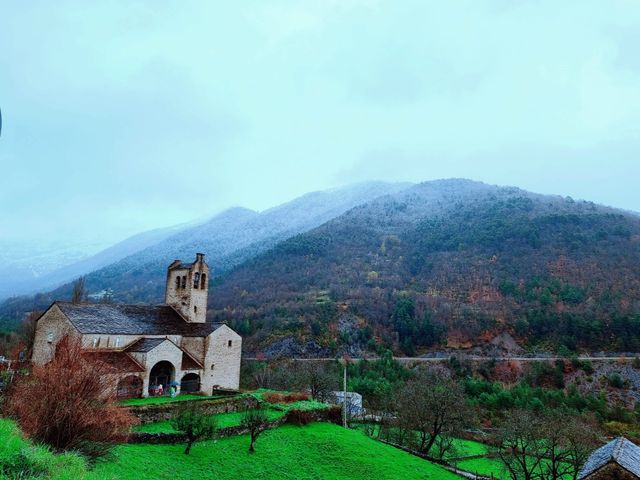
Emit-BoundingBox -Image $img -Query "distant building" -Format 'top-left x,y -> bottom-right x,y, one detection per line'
333,391 -> 363,416
31,254 -> 241,398
579,437 -> 640,479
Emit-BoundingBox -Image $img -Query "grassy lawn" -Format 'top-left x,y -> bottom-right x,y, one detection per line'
266,399 -> 329,412
134,408 -> 287,433
0,418 -> 87,480
456,457 -> 507,479
91,423 -> 462,480
120,394 -> 230,407
352,422 -> 489,460
445,437 -> 490,459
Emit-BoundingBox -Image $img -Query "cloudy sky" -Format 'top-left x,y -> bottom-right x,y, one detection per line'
1,0 -> 639,248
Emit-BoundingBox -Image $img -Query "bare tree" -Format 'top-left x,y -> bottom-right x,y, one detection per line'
71,276 -> 87,304
432,434 -> 457,461
300,361 -> 336,401
538,411 -> 599,480
252,363 -> 272,389
395,371 -> 469,455
497,409 -> 599,480
241,407 -> 270,453
497,409 -> 545,480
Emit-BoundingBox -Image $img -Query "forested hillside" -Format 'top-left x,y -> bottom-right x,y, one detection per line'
211,179 -> 640,355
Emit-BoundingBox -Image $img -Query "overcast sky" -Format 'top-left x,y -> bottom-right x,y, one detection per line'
1,0 -> 639,248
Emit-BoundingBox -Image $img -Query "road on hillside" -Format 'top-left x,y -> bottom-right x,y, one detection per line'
244,355 -> 631,362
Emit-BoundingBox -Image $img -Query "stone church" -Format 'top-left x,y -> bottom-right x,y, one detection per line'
32,253 -> 241,398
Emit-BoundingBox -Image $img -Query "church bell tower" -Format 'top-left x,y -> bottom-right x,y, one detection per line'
164,253 -> 209,323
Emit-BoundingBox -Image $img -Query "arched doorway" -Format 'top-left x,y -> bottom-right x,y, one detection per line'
181,373 -> 201,393
149,361 -> 174,395
117,375 -> 143,399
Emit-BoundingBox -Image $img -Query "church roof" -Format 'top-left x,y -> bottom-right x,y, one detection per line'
82,350 -> 145,373
579,437 -> 640,479
53,302 -> 221,337
125,337 -> 168,353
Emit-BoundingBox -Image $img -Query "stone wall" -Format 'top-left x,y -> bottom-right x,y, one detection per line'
127,407 -> 339,444
32,306 -> 78,365
128,395 -> 259,424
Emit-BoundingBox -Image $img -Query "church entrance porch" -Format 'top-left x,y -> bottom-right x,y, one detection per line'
117,375 -> 143,399
149,361 -> 175,395
180,373 -> 201,393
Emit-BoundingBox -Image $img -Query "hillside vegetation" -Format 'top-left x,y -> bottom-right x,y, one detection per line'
0,418 -> 87,480
88,422 -> 461,480
3,179 -> 639,355
212,179 -> 640,355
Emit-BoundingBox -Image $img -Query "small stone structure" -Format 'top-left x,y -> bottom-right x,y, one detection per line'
32,254 -> 242,397
579,437 -> 640,479
333,391 -> 363,416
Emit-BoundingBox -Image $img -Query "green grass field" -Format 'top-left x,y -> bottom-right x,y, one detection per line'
456,455 -> 573,480
0,418 -> 87,480
445,438 -> 490,459
134,408 -> 287,433
456,457 -> 507,479
352,423 -> 489,460
91,423 -> 462,480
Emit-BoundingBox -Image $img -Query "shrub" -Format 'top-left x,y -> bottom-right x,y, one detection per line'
263,392 -> 310,404
324,405 -> 343,425
5,336 -> 136,459
286,409 -> 314,425
608,373 -> 625,389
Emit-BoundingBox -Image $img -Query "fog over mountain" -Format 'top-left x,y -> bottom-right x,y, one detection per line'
0,181 -> 409,319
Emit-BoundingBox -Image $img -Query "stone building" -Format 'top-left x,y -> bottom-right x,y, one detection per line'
32,253 -> 241,398
579,437 -> 640,480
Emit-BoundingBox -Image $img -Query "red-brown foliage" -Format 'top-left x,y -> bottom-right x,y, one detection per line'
325,405 -> 343,425
263,391 -> 310,403
286,409 -> 314,425
492,360 -> 523,384
5,336 -> 136,455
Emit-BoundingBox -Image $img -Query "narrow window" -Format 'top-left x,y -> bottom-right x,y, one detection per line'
114,337 -> 121,348
211,364 -> 215,371
47,332 -> 54,343
200,273 -> 207,289
181,276 -> 186,288
92,337 -> 99,348
193,272 -> 200,289
228,340 -> 232,348
175,276 -> 181,289
194,305 -> 198,314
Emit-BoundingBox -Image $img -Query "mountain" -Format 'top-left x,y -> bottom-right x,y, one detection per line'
0,181 -> 411,326
0,223 -> 193,301
0,239 -> 107,300
208,179 -> 640,356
